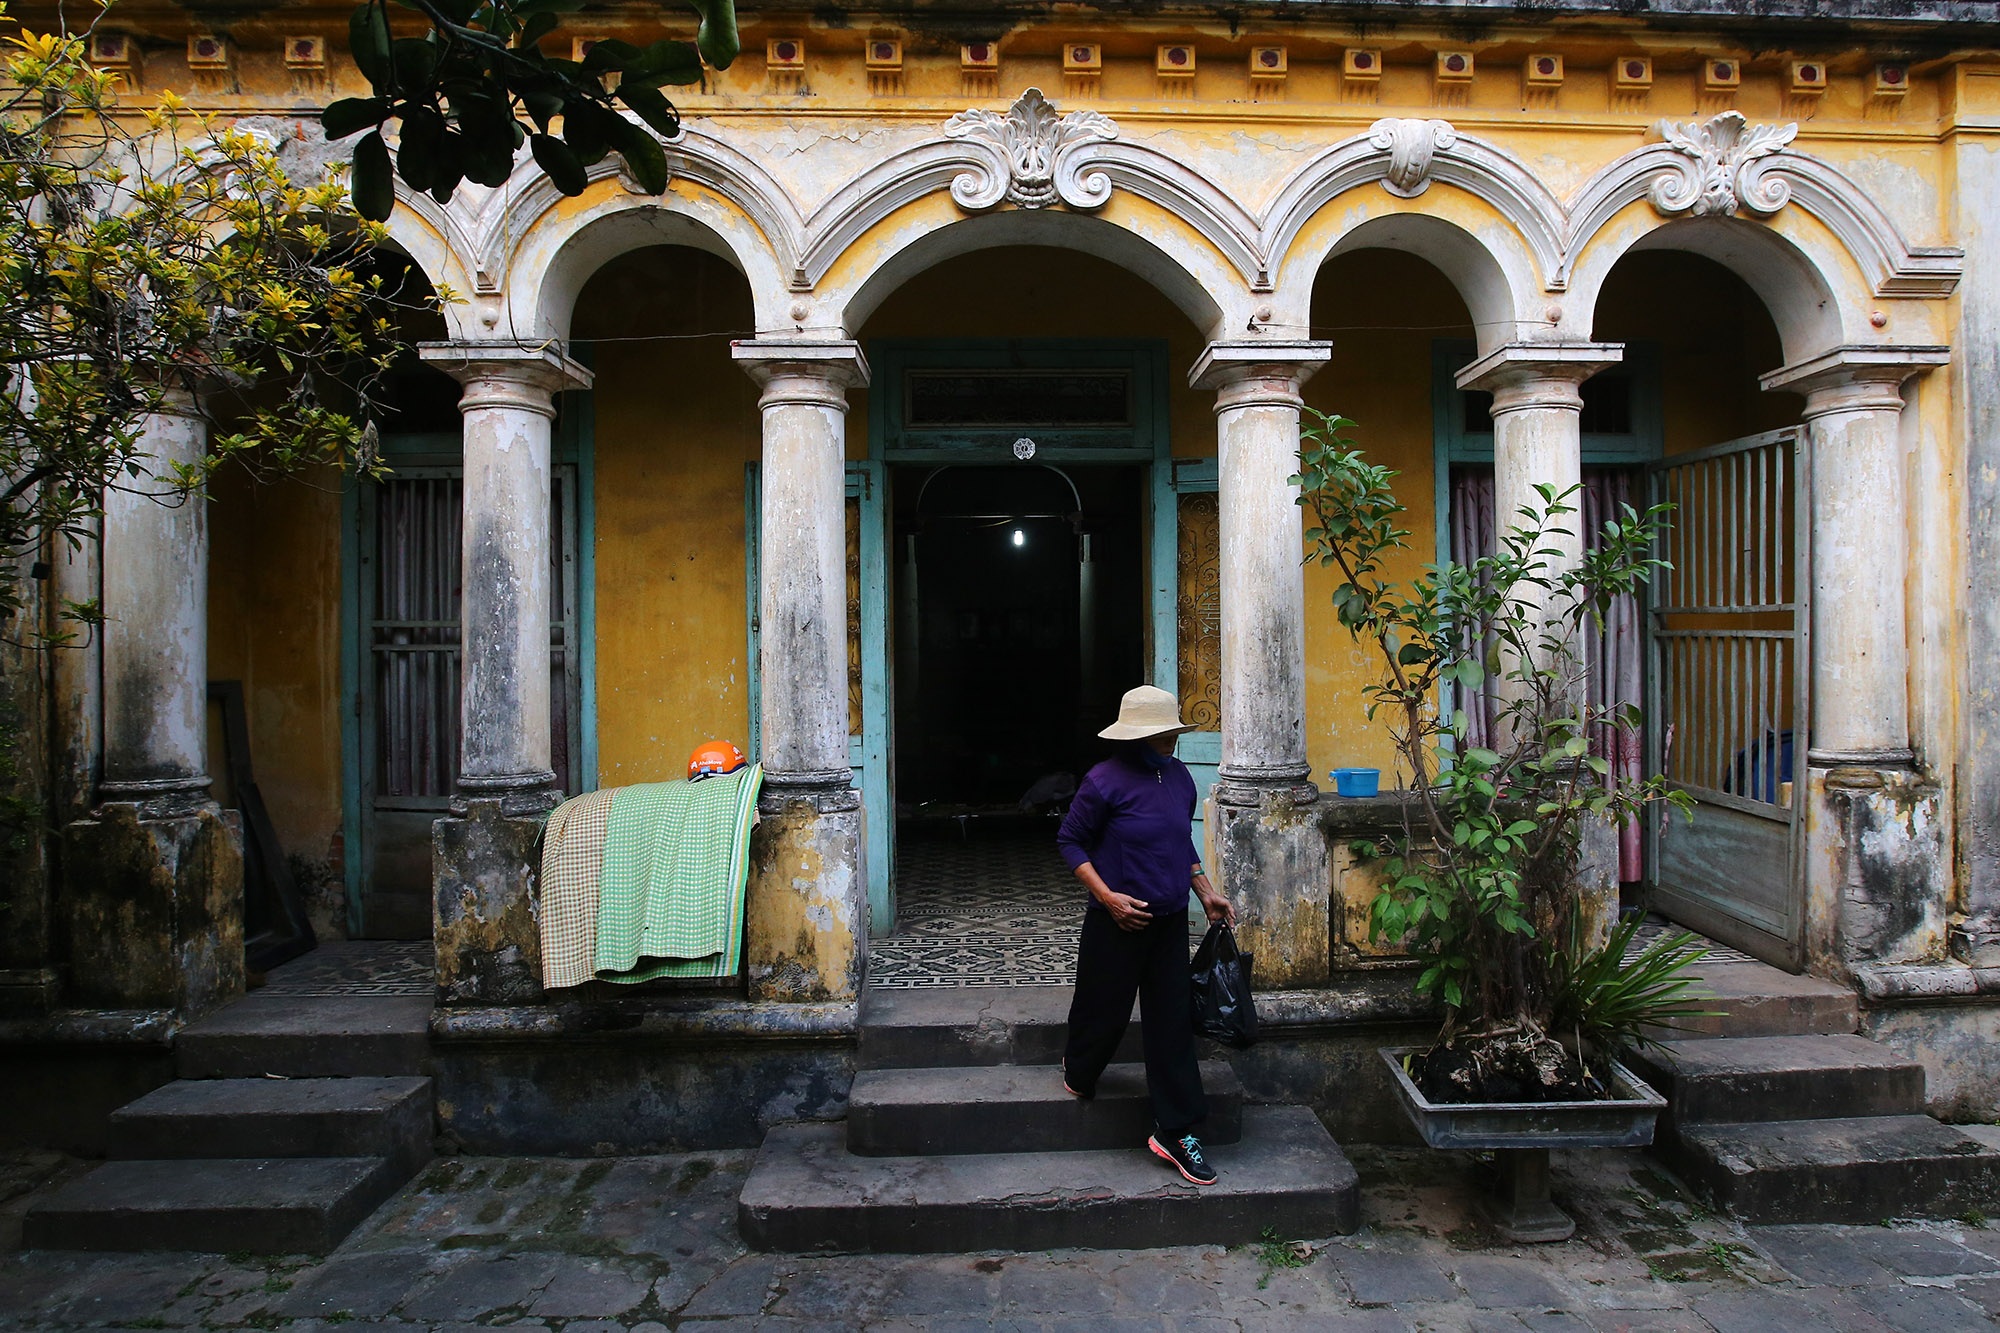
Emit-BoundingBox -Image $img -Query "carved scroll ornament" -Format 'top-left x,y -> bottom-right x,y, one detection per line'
944,87 -> 1118,211
1369,118 -> 1458,198
1646,111 -> 1799,219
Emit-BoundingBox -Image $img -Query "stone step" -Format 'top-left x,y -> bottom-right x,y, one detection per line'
177,994 -> 431,1079
739,1104 -> 1358,1253
1628,1035 -> 1926,1127
1656,962 -> 1859,1040
22,1156 -> 412,1254
1665,1115 -> 2000,1225
108,1077 -> 434,1170
848,1061 -> 1242,1156
857,988 -> 1139,1070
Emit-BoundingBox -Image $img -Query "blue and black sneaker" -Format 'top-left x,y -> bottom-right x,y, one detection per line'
1148,1131 -> 1218,1185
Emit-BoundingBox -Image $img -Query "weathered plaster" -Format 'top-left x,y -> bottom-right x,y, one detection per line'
59,804 -> 245,1017
745,794 -> 865,1003
433,800 -> 547,1006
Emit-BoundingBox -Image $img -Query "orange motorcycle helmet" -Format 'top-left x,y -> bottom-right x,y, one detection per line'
687,740 -> 749,780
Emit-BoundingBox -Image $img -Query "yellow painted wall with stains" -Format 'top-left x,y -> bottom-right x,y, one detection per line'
185,8 -> 1969,933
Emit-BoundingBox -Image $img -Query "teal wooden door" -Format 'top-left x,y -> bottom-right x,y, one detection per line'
1153,457 -> 1221,862
746,461 -> 895,937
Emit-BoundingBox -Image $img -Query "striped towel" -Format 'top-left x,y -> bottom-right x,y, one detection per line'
536,766 -> 763,988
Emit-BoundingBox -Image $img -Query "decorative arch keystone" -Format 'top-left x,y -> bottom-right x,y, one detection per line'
1370,118 -> 1459,198
1646,112 -> 1799,219
943,88 -> 1118,211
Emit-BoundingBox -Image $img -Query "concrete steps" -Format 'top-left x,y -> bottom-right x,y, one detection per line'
26,976 -> 435,1254
22,1156 -> 408,1254
176,994 -> 433,1079
1630,1035 -> 1925,1127
1634,958 -> 2000,1223
1670,1116 -> 2000,1225
741,1105 -> 1358,1253
107,1076 -> 433,1171
856,989 -> 1139,1071
848,1061 -> 1243,1156
747,985 -> 1359,1253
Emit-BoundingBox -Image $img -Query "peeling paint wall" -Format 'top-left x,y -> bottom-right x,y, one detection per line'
206,466 -> 348,935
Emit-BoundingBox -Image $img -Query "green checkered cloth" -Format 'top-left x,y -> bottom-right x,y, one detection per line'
592,765 -> 763,983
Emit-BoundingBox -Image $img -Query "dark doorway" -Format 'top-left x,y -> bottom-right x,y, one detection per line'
893,464 -> 1145,815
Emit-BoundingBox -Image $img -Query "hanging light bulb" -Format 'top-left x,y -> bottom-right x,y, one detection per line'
1012,528 -> 1026,547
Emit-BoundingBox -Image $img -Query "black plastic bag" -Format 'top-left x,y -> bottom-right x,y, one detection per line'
1190,922 -> 1258,1048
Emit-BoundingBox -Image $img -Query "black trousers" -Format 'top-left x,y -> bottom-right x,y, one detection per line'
1063,906 -> 1208,1137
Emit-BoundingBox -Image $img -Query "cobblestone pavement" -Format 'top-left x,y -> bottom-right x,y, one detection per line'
3,1142 -> 1997,1331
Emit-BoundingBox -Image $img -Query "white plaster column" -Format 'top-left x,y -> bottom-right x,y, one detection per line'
1761,346 -> 1948,768
421,344 -> 593,812
64,385 -> 245,1018
1456,343 -> 1624,719
733,341 -> 869,791
1191,340 -> 1331,990
1191,341 -> 1331,794
1760,346 -> 1949,979
733,340 -> 870,1003
98,388 -> 211,811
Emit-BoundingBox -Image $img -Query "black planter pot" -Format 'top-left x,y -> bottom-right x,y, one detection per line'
1380,1045 -> 1667,1242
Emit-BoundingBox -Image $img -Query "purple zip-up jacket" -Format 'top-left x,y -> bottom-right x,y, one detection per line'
1057,751 -> 1203,913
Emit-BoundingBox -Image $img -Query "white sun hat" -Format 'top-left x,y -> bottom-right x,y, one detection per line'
1097,685 -> 1195,741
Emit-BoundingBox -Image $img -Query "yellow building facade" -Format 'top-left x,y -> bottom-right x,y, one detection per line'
23,1 -> 2000,1141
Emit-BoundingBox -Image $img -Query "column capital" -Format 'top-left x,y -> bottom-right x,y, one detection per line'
418,342 -> 594,417
1760,345 -> 1949,417
732,339 -> 871,392
1189,340 -> 1332,393
1455,342 -> 1623,413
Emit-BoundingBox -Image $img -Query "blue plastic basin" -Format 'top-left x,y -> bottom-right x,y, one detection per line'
1331,767 -> 1381,798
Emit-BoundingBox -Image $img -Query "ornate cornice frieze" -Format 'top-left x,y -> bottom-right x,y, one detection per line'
390,97 -> 1963,322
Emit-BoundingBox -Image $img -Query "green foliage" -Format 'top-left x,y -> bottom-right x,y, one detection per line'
1294,408 -> 1695,1050
0,4 -> 430,630
327,0 -> 740,220
1253,1228 -> 1314,1289
1546,914 -> 1717,1058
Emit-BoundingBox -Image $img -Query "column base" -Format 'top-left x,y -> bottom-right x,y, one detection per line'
1212,782 -> 1330,989
60,801 -> 245,1017
434,800 -> 547,1006
747,783 -> 866,1003
1804,765 -> 1948,977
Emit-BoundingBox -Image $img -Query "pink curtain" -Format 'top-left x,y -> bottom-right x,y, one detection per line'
1448,466 -> 1645,881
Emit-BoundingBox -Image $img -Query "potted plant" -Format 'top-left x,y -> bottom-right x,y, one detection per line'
1294,413 -> 1711,1242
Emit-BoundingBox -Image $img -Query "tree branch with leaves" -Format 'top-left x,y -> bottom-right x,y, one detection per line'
326,0 -> 739,220
1294,409 -> 1706,1098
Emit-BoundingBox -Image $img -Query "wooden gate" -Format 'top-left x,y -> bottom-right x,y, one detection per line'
1644,428 -> 1809,970
354,462 -> 582,938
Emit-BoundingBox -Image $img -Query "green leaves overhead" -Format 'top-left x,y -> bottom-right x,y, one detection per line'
325,0 -> 740,221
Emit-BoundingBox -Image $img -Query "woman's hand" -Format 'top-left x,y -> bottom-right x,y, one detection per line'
1099,890 -> 1154,932
1197,890 -> 1235,926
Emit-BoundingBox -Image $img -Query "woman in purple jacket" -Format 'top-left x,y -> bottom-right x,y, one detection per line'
1057,685 -> 1235,1185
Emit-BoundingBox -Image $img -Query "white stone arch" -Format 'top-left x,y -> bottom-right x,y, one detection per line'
1562,113 -> 1963,362
384,188 -> 482,341
832,204 -> 1236,340
1264,118 -> 1560,324
1271,203 -> 1536,357
412,130 -> 798,342
1568,209 -> 1848,364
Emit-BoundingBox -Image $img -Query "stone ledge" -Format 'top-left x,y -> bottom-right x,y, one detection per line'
0,1008 -> 180,1048
430,997 -> 860,1044
1854,962 -> 2000,1005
